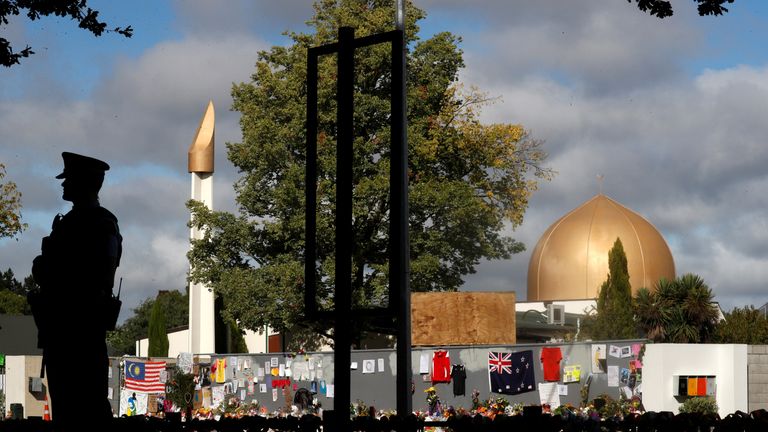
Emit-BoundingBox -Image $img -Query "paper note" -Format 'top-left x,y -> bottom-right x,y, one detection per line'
419,353 -> 430,374
272,388 -> 278,402
271,358 -> 279,367
241,389 -> 246,400
621,386 -> 633,399
350,361 -> 358,370
279,364 -> 285,376
258,367 -> 264,377
260,384 -> 267,393
608,345 -> 621,358
558,384 -> 568,396
378,358 -> 385,372
326,384 -> 335,398
362,359 -> 375,374
538,382 -> 560,407
107,387 -> 113,400
620,346 -> 632,358
608,365 -> 619,387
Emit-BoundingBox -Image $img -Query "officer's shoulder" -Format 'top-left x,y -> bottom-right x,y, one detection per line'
94,206 -> 120,233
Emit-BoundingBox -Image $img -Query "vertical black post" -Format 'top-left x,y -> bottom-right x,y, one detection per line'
305,48 -> 318,318
393,0 -> 412,417
333,26 -> 355,432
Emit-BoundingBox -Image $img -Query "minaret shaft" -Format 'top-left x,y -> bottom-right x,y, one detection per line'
188,101 -> 216,354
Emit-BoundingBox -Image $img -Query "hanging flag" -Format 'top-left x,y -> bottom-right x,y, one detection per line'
125,360 -> 166,393
488,350 -> 535,395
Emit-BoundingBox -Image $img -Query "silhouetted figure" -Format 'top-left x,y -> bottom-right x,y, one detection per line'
29,152 -> 122,431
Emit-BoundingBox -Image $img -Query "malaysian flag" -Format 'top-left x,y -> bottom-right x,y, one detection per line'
489,350 -> 535,395
125,360 -> 166,393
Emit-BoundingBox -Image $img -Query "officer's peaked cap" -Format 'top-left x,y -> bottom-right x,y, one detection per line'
55,152 -> 110,179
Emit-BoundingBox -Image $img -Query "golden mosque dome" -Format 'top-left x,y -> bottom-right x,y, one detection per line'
527,194 -> 675,301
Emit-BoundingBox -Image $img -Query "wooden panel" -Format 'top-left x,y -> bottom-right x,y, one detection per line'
268,334 -> 283,353
411,292 -> 516,346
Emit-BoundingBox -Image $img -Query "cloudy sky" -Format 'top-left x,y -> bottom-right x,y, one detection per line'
1,0 -> 768,323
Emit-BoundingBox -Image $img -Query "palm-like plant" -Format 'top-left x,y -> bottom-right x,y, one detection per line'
634,287 -> 666,342
634,273 -> 718,343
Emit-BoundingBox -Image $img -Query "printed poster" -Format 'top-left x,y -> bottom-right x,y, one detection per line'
120,391 -> 148,416
563,365 -> 581,383
591,344 -> 607,373
362,359 -> 375,374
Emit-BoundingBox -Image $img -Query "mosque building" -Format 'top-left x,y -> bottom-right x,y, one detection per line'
516,193 -> 676,341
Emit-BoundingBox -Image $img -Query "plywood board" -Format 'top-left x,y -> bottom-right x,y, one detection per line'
411,292 -> 516,346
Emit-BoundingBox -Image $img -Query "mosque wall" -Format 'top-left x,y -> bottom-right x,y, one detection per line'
643,344 -> 748,416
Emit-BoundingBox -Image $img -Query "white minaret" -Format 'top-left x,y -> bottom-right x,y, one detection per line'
188,100 -> 216,354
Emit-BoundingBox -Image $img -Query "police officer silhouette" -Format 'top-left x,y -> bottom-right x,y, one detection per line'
30,152 -> 122,429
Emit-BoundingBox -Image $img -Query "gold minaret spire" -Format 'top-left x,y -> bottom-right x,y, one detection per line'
188,100 -> 215,173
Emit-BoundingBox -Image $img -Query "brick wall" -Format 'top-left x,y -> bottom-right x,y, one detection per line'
748,345 -> 768,412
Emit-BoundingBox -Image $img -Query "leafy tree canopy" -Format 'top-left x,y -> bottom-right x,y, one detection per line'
629,0 -> 734,18
188,0 -> 552,350
107,289 -> 187,356
0,268 -> 33,314
0,0 -> 132,67
635,273 -> 719,343
0,164 -> 26,238
713,305 -> 768,344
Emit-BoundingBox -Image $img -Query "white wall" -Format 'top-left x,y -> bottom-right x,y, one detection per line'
644,344 -> 748,416
515,300 -> 596,314
4,356 -> 46,419
136,326 -> 272,357
5,356 -> 25,415
136,329 -> 190,357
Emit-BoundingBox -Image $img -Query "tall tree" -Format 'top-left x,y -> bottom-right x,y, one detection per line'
188,0 -> 552,350
0,164 -> 26,239
0,0 -> 132,67
581,238 -> 636,340
635,273 -> 719,343
147,292 -> 169,357
107,289 -> 188,356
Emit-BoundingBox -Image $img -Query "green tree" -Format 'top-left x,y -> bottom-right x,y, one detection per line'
147,293 -> 169,357
0,268 -> 30,314
107,289 -> 188,356
188,0 -> 552,350
580,238 -> 637,340
713,306 -> 768,344
634,273 -> 719,343
0,0 -> 132,67
0,164 -> 26,238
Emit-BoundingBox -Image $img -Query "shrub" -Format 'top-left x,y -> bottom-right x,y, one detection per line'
679,397 -> 718,416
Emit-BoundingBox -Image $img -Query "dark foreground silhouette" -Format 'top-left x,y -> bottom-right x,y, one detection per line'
29,152 -> 123,431
1,410 -> 768,432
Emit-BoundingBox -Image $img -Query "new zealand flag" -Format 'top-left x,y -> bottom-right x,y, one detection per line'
488,350 -> 536,395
